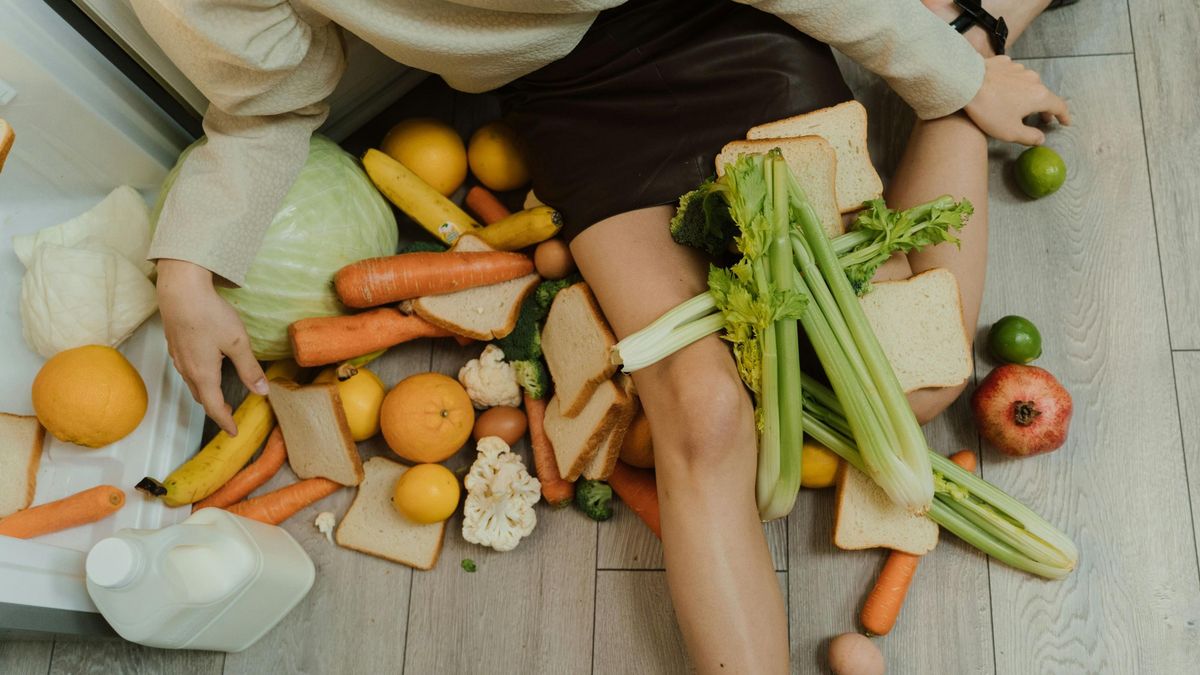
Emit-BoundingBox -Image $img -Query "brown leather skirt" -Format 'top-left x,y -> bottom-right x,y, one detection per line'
500,0 -> 852,240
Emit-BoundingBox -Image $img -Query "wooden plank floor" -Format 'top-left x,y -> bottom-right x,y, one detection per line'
4,2 -> 1200,673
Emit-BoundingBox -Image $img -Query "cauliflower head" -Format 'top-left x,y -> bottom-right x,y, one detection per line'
458,344 -> 522,409
462,436 -> 542,552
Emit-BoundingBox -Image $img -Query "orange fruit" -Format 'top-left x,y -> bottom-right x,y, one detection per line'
392,463 -> 460,524
381,372 -> 474,462
314,366 -> 386,441
467,121 -> 530,192
380,118 -> 467,196
619,410 -> 654,468
31,345 -> 147,448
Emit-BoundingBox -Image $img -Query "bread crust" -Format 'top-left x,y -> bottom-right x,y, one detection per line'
745,100 -> 882,213
545,282 -> 618,418
861,268 -> 973,393
412,273 -> 540,341
0,120 -> 13,174
335,458 -> 445,570
270,379 -> 364,486
0,412 -> 44,516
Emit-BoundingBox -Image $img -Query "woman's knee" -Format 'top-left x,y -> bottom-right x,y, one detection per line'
638,346 -> 756,470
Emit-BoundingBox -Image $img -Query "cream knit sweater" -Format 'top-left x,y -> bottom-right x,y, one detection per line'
131,0 -> 983,285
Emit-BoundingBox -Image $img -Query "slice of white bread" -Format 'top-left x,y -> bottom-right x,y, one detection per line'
412,234 -> 539,340
541,282 -> 617,417
747,100 -> 883,213
269,379 -> 364,486
715,137 -> 843,238
859,268 -> 972,393
581,375 -> 637,481
0,119 -> 13,174
545,379 -> 630,481
335,456 -> 446,570
0,413 -> 45,518
833,463 -> 938,555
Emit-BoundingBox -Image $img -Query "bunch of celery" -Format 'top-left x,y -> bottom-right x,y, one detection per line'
613,151 -> 971,517
799,373 -> 1077,578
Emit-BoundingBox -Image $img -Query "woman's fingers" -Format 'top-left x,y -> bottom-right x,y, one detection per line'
1013,123 -> 1046,146
224,331 -> 269,396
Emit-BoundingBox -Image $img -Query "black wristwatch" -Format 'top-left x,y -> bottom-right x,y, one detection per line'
950,0 -> 1009,56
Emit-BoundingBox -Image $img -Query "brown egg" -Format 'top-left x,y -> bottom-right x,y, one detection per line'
619,410 -> 654,468
828,633 -> 884,675
472,406 -> 527,445
534,239 -> 575,280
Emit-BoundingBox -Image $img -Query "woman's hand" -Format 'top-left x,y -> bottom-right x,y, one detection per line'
157,259 -> 268,435
964,55 -> 1071,145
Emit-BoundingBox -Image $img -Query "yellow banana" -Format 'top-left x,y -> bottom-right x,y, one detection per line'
474,206 -> 563,250
137,360 -> 300,506
362,148 -> 479,245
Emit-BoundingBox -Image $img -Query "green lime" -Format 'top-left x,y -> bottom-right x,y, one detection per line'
988,315 -> 1043,364
1014,146 -> 1067,199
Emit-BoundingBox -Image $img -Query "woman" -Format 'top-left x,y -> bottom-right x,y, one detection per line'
136,0 -> 1068,670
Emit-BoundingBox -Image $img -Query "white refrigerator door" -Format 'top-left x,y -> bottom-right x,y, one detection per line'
69,0 -> 425,139
0,0 -> 204,615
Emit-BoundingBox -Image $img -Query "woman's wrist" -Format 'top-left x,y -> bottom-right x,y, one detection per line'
156,259 -> 215,298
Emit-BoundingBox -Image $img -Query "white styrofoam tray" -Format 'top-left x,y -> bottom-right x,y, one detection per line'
0,0 -> 202,614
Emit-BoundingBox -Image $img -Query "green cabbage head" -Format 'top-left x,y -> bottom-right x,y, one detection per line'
153,135 -> 397,359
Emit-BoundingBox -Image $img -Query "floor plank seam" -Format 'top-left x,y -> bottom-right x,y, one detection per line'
590,522 -> 599,675
1123,0 -> 1200,585
398,345 -> 436,675
1017,50 -> 1134,61
44,639 -> 55,675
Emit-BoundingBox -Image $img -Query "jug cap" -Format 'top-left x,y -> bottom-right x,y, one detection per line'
87,538 -> 142,589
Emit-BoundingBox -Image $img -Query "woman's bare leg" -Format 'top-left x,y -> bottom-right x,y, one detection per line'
572,207 -> 788,674
897,0 -> 1056,422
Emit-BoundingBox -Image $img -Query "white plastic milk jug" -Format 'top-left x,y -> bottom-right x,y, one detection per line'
84,507 -> 315,652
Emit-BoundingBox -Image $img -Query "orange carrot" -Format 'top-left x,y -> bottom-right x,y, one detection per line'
290,308 -> 453,366
0,485 -> 124,539
193,427 -> 288,511
454,335 -> 476,348
225,478 -> 341,525
608,461 -> 661,538
525,393 -> 573,507
465,186 -> 512,225
334,251 -> 534,308
859,450 -> 977,635
860,552 -> 920,635
949,449 -> 978,473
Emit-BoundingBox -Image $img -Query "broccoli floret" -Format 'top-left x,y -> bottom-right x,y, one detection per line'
398,240 -> 448,254
461,558 -> 477,573
494,297 -> 542,361
575,480 -> 613,521
669,179 -> 737,257
512,359 -> 550,399
532,274 -> 583,320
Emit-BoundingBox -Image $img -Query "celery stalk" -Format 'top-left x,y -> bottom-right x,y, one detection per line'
799,378 -> 1077,579
757,155 -> 804,520
790,173 -> 933,512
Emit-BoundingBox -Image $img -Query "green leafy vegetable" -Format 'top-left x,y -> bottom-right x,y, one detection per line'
153,136 -> 398,359
461,558 -> 477,573
575,480 -> 614,521
799,374 -> 1077,579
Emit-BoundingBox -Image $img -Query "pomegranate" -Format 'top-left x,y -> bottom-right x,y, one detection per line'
971,364 -> 1072,457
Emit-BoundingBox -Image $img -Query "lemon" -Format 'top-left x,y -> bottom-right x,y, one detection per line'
31,345 -> 147,448
800,439 -> 841,489
467,121 -> 530,192
314,367 -> 386,441
380,119 -> 467,196
1014,146 -> 1067,199
393,463 -> 460,524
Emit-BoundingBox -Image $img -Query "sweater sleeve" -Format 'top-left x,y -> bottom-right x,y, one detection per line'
737,0 -> 985,120
130,0 -> 346,285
